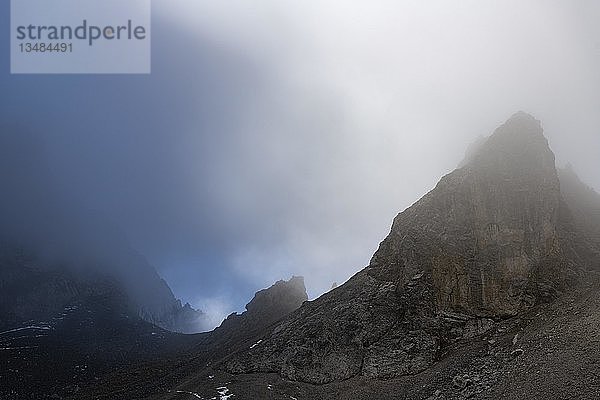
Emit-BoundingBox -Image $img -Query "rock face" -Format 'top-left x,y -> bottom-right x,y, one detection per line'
209,277 -> 308,348
374,111 -> 565,317
242,276 -> 309,325
224,112 -> 592,384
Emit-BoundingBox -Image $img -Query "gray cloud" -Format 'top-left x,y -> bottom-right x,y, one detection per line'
2,0 -> 599,325
159,0 -> 600,299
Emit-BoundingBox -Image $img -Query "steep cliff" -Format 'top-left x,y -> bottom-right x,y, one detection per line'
223,112 -> 592,384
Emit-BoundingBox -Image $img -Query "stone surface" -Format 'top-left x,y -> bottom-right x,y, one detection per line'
217,276 -> 308,333
222,112 -> 594,384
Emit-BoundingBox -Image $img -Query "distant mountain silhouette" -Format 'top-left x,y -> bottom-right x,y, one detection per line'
0,126 -> 208,334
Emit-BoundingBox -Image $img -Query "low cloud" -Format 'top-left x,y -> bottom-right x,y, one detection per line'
2,1 -> 600,323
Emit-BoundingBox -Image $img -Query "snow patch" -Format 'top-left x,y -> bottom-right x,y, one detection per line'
0,326 -> 51,336
216,386 -> 234,400
173,390 -> 203,399
0,346 -> 38,350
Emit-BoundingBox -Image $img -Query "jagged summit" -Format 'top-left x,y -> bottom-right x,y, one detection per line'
217,276 -> 308,333
498,111 -> 542,132
245,276 -> 307,316
482,111 -> 544,147
466,111 -> 552,174
506,110 -> 540,124
458,111 -> 546,169
201,276 -> 308,361
370,112 -> 563,316
222,113 -> 592,384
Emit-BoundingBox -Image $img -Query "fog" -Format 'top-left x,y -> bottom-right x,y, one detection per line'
1,0 -> 600,326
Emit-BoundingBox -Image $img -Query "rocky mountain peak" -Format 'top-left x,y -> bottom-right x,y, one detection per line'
223,113 -> 589,384
495,111 -> 542,137
458,111 -> 551,171
373,112 -> 563,316
204,276 -> 308,356
245,276 -> 307,318
207,276 -> 309,338
504,110 -> 540,127
466,111 -> 554,176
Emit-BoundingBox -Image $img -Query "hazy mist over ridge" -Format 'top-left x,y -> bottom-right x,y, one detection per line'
1,0 -> 600,328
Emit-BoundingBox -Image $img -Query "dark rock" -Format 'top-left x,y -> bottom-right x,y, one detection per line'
452,374 -> 471,389
219,276 -> 308,334
222,112 -> 596,384
211,277 -> 308,367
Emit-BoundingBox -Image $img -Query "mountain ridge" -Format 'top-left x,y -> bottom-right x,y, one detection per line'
4,113 -> 600,400
218,112 -> 596,384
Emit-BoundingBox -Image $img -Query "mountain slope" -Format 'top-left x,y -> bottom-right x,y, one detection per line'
0,253 -> 202,400
148,112 -> 600,400
74,113 -> 600,400
218,112 -> 593,384
64,276 -> 308,400
158,272 -> 600,400
5,113 -> 600,400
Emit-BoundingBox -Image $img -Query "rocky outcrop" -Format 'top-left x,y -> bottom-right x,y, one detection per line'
241,276 -> 308,326
373,111 -> 566,317
214,276 -> 307,339
223,112 -> 593,384
198,277 -> 308,363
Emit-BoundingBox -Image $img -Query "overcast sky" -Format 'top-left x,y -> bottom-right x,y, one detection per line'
1,0 -> 600,327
